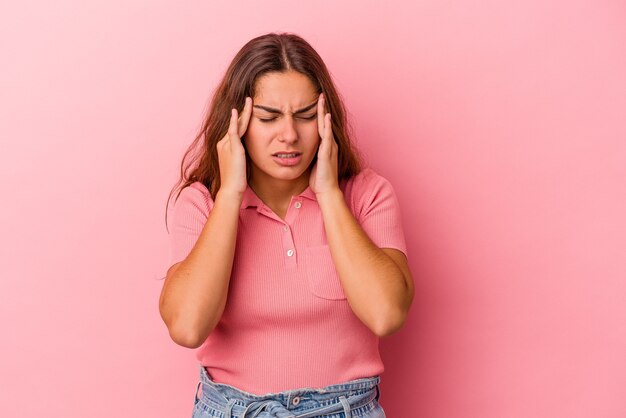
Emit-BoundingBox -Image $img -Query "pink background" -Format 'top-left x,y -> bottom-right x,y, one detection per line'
1,1 -> 625,417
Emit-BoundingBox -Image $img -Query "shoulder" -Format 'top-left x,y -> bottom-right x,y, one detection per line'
342,167 -> 399,217
347,167 -> 389,187
177,181 -> 212,202
343,167 -> 396,199
172,181 -> 214,217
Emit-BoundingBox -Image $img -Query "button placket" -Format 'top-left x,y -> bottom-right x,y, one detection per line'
281,221 -> 297,267
281,197 -> 304,268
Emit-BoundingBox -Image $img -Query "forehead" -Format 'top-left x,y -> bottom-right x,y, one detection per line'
253,71 -> 317,109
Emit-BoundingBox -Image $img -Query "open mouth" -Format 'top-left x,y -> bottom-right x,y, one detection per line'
272,152 -> 302,158
272,152 -> 302,166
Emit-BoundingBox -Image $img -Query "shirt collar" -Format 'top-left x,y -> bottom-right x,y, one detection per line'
240,184 -> 318,209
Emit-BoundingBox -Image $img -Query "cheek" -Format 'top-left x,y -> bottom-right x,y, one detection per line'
303,122 -> 319,138
245,121 -> 266,137
243,124 -> 270,147
306,136 -> 321,157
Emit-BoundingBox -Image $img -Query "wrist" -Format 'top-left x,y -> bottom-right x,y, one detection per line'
215,189 -> 244,207
315,187 -> 344,206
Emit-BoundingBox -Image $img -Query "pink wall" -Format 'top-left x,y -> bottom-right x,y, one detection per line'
1,1 -> 625,417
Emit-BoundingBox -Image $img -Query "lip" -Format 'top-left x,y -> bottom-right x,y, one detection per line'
272,153 -> 302,166
272,151 -> 301,156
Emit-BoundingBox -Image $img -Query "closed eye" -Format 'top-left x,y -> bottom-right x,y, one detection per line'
259,114 -> 317,123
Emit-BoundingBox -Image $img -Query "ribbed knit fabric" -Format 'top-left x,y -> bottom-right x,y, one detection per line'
168,167 -> 408,395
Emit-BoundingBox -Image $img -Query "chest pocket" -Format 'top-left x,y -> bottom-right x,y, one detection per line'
302,245 -> 347,300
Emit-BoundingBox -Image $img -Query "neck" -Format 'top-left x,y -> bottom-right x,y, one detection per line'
249,169 -> 311,208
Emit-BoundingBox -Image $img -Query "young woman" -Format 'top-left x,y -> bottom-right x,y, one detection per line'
161,32 -> 414,418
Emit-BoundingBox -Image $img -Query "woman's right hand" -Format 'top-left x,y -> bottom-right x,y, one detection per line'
216,97 -> 253,199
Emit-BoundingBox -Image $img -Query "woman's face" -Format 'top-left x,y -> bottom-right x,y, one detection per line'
244,70 -> 320,188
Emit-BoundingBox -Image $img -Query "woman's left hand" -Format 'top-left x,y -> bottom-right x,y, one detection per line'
309,93 -> 340,196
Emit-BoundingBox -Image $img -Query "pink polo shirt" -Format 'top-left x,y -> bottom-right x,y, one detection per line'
168,167 -> 408,395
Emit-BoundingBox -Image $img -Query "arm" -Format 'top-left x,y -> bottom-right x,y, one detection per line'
160,98 -> 252,348
309,94 -> 413,337
159,190 -> 242,348
317,189 -> 414,338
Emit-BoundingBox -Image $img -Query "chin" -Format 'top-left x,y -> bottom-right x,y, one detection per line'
251,156 -> 313,182
270,168 -> 308,180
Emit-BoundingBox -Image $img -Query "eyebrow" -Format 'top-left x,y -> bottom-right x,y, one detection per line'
253,100 -> 318,115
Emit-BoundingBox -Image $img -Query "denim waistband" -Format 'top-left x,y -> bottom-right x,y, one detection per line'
195,365 -> 381,418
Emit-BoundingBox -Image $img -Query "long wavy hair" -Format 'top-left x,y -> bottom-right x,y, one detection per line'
165,32 -> 364,233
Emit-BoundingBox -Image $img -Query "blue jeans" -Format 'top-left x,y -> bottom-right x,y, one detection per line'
191,365 -> 386,418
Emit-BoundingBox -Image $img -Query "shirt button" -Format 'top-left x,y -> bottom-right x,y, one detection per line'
292,396 -> 301,405
287,249 -> 294,257
283,225 -> 289,231
294,201 -> 302,208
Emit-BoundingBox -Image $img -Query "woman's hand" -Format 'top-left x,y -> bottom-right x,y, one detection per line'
216,97 -> 252,198
309,93 -> 340,196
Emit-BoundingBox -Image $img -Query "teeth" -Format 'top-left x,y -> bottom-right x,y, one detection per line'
276,153 -> 298,158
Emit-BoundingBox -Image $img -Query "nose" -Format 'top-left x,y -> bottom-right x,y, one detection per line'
277,116 -> 298,143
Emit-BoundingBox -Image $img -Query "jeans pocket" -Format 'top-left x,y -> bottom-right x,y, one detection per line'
303,245 -> 347,300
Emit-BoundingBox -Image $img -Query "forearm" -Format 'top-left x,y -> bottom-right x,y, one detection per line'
159,191 -> 242,348
317,189 -> 409,337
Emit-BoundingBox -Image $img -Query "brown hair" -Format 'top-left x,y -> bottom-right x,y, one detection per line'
165,32 -> 364,233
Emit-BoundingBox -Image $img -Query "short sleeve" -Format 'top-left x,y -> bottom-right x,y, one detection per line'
168,182 -> 214,266
348,168 -> 408,257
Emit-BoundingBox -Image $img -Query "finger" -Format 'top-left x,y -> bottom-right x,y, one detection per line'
228,108 -> 239,138
317,93 -> 325,136
318,113 -> 330,157
327,113 -> 338,157
238,97 -> 253,138
324,113 -> 335,155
